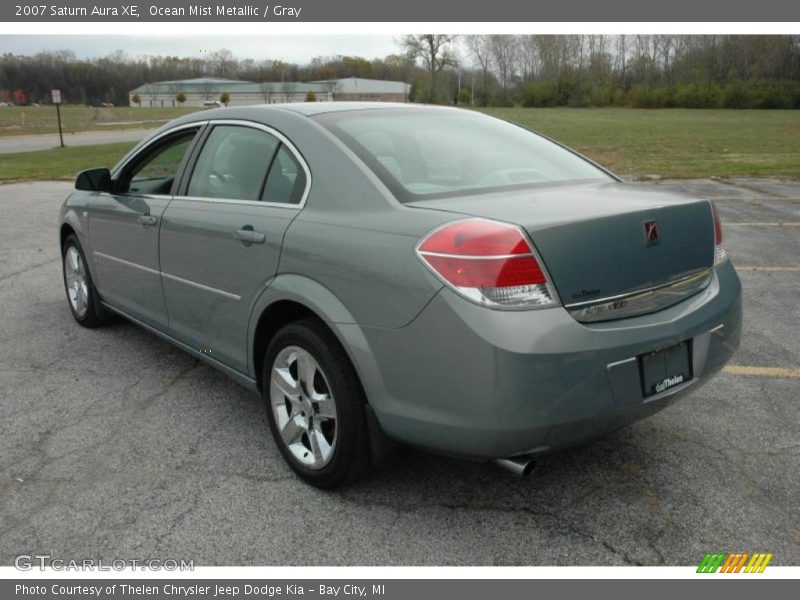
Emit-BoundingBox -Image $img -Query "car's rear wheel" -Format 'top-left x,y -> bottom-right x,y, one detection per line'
62,233 -> 111,328
263,318 -> 371,488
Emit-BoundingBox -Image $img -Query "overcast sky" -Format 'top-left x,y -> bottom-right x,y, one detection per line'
0,35 -> 402,64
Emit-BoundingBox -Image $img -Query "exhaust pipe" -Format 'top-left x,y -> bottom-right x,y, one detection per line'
495,456 -> 536,477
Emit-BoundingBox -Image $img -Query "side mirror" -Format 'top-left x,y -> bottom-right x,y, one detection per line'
75,168 -> 111,192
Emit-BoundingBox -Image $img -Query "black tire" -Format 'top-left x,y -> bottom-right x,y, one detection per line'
61,233 -> 112,328
262,318 -> 371,488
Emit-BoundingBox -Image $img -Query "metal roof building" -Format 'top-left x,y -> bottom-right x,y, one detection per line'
310,78 -> 411,97
129,77 -> 410,107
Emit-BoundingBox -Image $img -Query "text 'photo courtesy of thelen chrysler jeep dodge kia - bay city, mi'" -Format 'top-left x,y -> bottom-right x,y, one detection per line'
59,103 -> 741,487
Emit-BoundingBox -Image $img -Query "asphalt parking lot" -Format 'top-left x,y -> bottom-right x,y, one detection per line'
1,178 -> 798,566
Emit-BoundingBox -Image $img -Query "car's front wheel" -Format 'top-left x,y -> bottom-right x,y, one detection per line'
263,319 -> 371,488
62,233 -> 111,328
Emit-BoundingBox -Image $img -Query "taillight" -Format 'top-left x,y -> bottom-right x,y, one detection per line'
710,201 -> 727,266
416,218 -> 557,308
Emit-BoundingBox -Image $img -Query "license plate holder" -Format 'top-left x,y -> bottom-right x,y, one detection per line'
639,340 -> 692,399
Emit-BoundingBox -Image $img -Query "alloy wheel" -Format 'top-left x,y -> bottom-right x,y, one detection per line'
64,246 -> 89,318
269,345 -> 338,469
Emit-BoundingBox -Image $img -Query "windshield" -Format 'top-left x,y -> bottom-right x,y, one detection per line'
314,108 -> 613,202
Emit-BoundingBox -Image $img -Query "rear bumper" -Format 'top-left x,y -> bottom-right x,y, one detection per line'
357,261 -> 742,459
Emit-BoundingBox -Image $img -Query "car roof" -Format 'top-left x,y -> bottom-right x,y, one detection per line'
145,103 -> 467,148
177,102 -> 455,124
277,101 -> 427,116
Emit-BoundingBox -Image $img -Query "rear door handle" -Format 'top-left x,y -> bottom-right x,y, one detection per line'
235,228 -> 265,244
137,215 -> 158,227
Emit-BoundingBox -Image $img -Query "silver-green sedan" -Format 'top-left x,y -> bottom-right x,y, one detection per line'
59,103 -> 742,487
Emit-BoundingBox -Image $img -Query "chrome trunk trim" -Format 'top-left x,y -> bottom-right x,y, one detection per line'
566,268 -> 713,323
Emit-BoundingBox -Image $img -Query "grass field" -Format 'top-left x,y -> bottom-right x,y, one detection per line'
0,105 -> 199,136
0,142 -> 135,182
1,107 -> 798,182
478,107 -> 800,179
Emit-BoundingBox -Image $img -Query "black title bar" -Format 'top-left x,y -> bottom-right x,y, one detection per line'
4,579 -> 797,600
3,0 -> 800,22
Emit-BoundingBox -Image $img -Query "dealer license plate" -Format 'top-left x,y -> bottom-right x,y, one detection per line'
639,340 -> 692,398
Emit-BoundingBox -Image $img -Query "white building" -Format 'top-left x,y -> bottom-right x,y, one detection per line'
129,77 -> 410,107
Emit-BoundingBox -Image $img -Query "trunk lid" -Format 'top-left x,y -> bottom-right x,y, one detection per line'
407,181 -> 715,310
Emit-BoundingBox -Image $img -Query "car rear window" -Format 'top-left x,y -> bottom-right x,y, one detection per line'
314,108 -> 612,202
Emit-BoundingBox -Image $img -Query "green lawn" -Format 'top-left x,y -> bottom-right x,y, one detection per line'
477,107 -> 800,179
1,107 -> 798,183
0,142 -> 135,182
0,105 -> 200,137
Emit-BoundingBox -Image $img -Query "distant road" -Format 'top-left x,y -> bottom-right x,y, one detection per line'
0,128 -> 156,154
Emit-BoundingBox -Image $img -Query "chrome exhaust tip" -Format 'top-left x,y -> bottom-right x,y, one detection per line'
495,456 -> 536,477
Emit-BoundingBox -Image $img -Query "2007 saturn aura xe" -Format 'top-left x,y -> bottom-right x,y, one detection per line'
59,103 -> 742,487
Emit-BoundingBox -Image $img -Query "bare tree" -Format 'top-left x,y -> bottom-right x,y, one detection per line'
658,35 -> 676,82
207,48 -> 236,78
489,35 -> 520,91
516,35 -> 537,81
614,35 -> 628,87
466,35 -> 492,104
402,34 -> 458,102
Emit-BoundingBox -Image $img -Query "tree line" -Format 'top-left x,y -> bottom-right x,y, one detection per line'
1,35 -> 799,109
0,48 -> 420,107
456,34 -> 800,108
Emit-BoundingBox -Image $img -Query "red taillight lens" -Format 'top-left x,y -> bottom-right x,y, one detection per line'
710,201 -> 724,245
423,255 -> 545,288
710,201 -> 727,266
417,219 -> 556,308
418,219 -> 531,256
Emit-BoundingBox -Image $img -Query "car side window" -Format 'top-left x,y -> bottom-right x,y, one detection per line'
261,145 -> 307,205
188,125 -> 279,201
123,131 -> 197,195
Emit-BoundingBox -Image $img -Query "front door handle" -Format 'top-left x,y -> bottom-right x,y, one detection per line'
235,228 -> 265,244
137,215 -> 158,227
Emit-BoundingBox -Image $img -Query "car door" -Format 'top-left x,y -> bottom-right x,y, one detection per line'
89,124 -> 203,328
159,121 -> 310,373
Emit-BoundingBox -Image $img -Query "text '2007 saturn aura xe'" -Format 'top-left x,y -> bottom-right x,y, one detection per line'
59,103 -> 741,487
